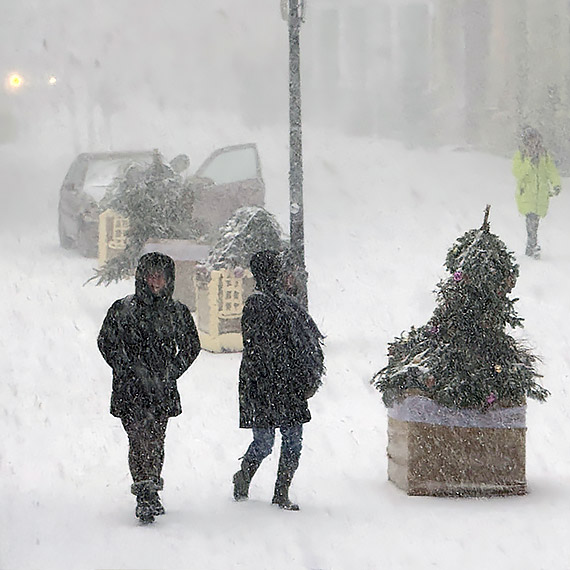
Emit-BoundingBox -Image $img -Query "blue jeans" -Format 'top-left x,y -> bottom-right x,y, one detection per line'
242,425 -> 303,467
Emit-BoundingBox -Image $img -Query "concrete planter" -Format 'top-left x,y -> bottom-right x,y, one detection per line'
386,395 -> 527,497
195,266 -> 254,353
98,209 -> 129,266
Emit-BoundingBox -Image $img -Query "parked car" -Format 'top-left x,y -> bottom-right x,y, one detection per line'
58,143 -> 266,257
190,143 -> 265,237
58,151 -> 155,257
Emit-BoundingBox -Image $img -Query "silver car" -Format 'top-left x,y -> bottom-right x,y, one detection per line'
58,143 -> 265,257
58,151 -> 155,257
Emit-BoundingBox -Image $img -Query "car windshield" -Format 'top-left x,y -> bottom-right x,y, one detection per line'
83,155 -> 152,202
197,146 -> 258,185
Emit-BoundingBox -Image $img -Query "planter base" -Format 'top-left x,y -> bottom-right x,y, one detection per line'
387,416 -> 527,497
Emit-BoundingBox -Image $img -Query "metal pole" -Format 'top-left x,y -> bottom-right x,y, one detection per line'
288,0 -> 308,309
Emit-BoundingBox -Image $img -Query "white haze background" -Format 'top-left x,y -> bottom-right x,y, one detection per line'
2,2 -> 570,570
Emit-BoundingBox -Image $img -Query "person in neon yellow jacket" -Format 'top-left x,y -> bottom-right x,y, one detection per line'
512,126 -> 561,258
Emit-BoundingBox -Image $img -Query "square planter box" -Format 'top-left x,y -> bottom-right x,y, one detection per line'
387,395 -> 527,497
195,267 -> 255,353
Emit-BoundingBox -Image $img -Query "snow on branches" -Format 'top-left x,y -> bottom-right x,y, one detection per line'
90,150 -> 196,285
372,206 -> 549,410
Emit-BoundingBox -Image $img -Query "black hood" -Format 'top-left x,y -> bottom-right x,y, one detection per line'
135,252 -> 176,302
250,250 -> 283,294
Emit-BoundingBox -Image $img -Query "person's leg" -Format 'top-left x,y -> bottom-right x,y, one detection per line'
525,213 -> 540,256
529,213 -> 539,251
233,427 -> 275,501
122,415 -> 146,484
144,415 -> 167,515
122,414 -> 168,522
272,424 -> 303,510
146,415 -> 168,488
122,415 -> 167,484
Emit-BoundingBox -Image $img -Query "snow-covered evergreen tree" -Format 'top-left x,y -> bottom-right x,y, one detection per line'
205,206 -> 286,270
372,207 -> 549,410
91,150 -> 195,285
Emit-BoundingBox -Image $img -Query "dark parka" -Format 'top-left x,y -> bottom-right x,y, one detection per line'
238,284 -> 324,429
98,253 -> 201,419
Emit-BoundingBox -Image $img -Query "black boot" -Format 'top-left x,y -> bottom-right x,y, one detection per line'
149,477 -> 165,516
233,458 -> 261,501
272,487 -> 299,510
132,480 -> 164,523
271,456 -> 300,511
148,490 -> 165,516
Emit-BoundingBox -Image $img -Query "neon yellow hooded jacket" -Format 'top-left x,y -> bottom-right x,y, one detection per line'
512,151 -> 561,217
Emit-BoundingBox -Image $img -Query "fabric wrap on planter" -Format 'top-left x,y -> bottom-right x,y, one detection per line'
387,395 -> 526,428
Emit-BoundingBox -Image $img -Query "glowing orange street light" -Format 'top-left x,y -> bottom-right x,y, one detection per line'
7,73 -> 24,89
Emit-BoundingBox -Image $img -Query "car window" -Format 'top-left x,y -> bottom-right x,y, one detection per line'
198,146 -> 258,185
83,156 -> 152,202
63,157 -> 88,187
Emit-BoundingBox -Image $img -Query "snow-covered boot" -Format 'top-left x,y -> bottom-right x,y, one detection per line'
148,491 -> 165,516
132,480 -> 164,523
232,458 -> 261,501
271,457 -> 300,511
525,244 -> 541,259
272,484 -> 299,511
148,477 -> 165,516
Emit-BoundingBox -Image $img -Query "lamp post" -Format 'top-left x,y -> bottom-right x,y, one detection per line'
283,0 -> 308,309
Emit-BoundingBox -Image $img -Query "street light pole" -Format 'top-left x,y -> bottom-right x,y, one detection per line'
286,0 -> 308,309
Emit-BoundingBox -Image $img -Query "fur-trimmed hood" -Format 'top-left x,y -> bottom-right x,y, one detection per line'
135,252 -> 176,302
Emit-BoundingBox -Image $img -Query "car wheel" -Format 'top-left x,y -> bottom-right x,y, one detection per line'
58,215 -> 74,249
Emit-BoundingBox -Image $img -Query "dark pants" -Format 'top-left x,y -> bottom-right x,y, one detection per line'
242,425 -> 303,468
121,415 -> 168,486
525,213 -> 540,254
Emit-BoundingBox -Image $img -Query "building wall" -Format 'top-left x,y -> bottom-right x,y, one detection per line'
8,0 -> 570,167
305,0 -> 570,168
304,0 -> 435,141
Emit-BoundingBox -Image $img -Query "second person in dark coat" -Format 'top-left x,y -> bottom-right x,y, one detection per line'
233,250 -> 325,510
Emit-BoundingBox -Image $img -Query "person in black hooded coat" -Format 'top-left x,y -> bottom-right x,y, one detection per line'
98,252 -> 200,523
232,250 -> 324,511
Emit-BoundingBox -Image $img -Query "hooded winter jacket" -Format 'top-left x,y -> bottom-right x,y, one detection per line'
98,252 -> 201,419
512,151 -> 561,217
238,284 -> 324,429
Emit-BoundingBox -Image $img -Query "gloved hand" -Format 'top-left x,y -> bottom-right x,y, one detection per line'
141,375 -> 166,400
133,364 -> 165,399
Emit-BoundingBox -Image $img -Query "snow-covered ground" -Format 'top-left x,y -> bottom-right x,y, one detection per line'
2,116 -> 570,570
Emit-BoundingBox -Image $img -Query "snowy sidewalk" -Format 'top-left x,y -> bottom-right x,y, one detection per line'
2,133 -> 570,569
